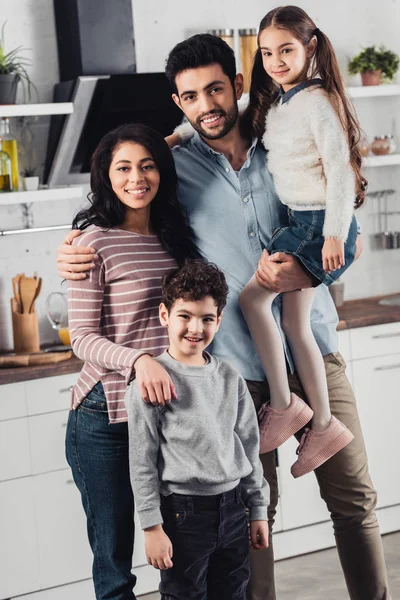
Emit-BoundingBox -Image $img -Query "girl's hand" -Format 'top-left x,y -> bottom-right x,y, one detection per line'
164,133 -> 182,148
134,354 -> 177,406
250,520 -> 269,550
322,238 -> 345,273
144,525 -> 173,570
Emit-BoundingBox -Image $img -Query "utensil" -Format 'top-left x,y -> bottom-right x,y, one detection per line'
12,274 -> 22,313
28,277 -> 42,313
19,276 -> 39,314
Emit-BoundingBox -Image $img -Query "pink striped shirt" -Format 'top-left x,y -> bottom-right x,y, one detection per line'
67,225 -> 176,423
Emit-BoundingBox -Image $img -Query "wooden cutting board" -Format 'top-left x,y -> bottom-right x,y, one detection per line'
0,351 -> 73,368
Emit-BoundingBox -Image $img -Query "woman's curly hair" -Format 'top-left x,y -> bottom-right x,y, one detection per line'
161,260 -> 229,316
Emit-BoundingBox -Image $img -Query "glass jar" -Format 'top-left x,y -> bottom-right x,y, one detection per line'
358,135 -> 370,157
207,29 -> 234,50
0,136 -> 13,192
370,136 -> 390,156
239,28 -> 258,93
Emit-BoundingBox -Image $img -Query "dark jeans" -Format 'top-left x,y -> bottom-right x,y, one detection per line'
159,486 -> 250,600
65,382 -> 137,600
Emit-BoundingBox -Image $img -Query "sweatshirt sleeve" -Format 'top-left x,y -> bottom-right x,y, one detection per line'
125,382 -> 163,529
67,238 -> 148,382
235,378 -> 270,521
308,92 -> 355,241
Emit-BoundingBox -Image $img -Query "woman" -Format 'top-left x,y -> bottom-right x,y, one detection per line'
65,123 -> 199,600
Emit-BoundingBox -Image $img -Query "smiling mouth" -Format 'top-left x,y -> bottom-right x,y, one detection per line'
184,336 -> 204,343
124,187 -> 150,195
272,69 -> 290,76
201,113 -> 223,126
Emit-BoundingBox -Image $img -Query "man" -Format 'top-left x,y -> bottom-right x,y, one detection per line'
57,34 -> 390,600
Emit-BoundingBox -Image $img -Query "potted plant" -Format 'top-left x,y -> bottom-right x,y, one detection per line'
22,166 -> 39,191
0,22 -> 34,104
348,45 -> 400,86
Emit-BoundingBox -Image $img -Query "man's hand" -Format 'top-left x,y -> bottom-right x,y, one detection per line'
144,525 -> 173,570
255,249 -> 313,293
250,520 -> 269,550
134,354 -> 177,406
322,237 -> 345,273
57,230 -> 97,280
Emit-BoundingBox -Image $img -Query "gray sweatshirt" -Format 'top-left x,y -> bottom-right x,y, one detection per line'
125,350 -> 269,529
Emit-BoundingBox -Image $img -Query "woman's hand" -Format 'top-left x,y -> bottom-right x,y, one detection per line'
144,525 -> 173,570
57,230 -> 97,280
134,354 -> 177,406
250,520 -> 269,550
322,237 -> 345,273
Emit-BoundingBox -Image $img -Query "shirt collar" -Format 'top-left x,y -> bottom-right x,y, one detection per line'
191,131 -> 259,163
276,78 -> 323,105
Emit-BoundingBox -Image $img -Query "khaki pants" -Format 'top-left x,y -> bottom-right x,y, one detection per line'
246,352 -> 391,600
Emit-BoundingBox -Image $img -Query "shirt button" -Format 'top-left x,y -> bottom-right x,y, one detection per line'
225,167 -> 230,173
250,232 -> 256,238
243,196 -> 249,203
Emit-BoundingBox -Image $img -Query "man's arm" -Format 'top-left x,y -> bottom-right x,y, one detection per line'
57,230 -> 97,280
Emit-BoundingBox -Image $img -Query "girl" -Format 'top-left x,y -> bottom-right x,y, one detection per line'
238,5 -> 366,477
66,123 -> 199,599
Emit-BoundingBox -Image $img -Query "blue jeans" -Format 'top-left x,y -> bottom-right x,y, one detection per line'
65,382 -> 137,600
159,485 -> 250,600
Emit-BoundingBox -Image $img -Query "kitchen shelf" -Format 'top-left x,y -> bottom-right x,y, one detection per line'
348,85 -> 400,98
0,186 -> 83,206
0,103 -> 73,118
363,154 -> 400,168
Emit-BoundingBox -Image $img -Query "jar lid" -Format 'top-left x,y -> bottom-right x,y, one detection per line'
207,29 -> 234,36
239,28 -> 257,36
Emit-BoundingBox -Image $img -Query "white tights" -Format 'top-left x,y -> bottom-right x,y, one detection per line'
239,275 -> 332,431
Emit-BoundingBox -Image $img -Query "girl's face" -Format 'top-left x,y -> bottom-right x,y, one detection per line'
108,142 -> 160,215
258,26 -> 316,91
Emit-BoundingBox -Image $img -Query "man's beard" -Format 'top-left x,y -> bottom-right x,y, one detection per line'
188,102 -> 239,141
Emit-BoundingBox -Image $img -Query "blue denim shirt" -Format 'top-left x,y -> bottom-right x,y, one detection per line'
172,133 -> 339,382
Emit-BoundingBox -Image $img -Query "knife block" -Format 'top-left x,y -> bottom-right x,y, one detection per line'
11,299 -> 40,353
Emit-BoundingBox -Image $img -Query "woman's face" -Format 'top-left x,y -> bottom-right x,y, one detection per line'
258,26 -> 315,91
108,142 -> 160,213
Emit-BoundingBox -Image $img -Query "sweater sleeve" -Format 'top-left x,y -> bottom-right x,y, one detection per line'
125,382 -> 163,529
67,238 -> 148,382
308,92 -> 355,241
235,378 -> 270,521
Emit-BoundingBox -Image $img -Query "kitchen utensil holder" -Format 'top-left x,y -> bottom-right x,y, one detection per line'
11,299 -> 40,352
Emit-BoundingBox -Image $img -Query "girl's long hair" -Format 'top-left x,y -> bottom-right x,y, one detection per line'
72,123 -> 200,266
241,5 -> 366,207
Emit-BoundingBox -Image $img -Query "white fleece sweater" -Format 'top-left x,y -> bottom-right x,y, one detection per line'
263,87 -> 355,241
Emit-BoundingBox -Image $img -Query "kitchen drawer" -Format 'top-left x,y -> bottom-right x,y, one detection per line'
0,381 -> 27,421
26,373 -> 78,415
349,322 -> 400,361
0,417 -> 31,482
28,410 -> 70,475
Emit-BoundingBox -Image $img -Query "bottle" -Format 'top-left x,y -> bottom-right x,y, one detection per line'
239,28 -> 258,93
0,118 -> 19,190
207,29 -> 234,50
0,136 -> 13,192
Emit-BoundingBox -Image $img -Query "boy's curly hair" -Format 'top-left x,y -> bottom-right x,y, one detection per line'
161,260 -> 229,316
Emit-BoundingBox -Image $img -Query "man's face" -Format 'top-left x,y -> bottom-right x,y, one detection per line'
172,63 -> 242,140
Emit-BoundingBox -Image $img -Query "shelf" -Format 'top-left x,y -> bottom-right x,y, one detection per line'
348,85 -> 400,98
0,186 -> 83,206
363,154 -> 400,168
0,103 -> 73,118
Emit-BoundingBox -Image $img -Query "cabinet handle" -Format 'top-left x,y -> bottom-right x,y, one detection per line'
61,422 -> 67,428
375,363 -> 400,371
372,332 -> 400,340
60,386 -> 74,393
66,479 -> 74,484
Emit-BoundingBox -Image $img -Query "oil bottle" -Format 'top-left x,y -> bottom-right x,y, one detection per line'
0,136 -> 13,192
0,118 -> 19,190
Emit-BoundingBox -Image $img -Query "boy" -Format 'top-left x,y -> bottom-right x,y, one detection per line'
125,260 -> 269,600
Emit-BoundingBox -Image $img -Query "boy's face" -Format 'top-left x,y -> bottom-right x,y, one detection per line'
159,296 -> 222,365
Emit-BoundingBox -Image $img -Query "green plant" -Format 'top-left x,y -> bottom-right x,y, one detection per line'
0,22 -> 35,99
348,46 -> 400,82
21,166 -> 37,177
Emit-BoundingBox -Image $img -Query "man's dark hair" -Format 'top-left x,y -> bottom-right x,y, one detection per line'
165,34 -> 237,94
161,260 -> 229,316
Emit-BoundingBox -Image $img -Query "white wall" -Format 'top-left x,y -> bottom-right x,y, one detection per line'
0,0 -> 400,350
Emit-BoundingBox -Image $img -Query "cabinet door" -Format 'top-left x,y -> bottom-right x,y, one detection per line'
33,470 -> 92,589
26,373 -> 78,416
352,354 -> 400,509
28,410 -> 69,475
0,416 -> 31,481
0,381 -> 26,421
0,477 -> 40,599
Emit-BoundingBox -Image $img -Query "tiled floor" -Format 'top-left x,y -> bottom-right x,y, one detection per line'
139,532 -> 400,599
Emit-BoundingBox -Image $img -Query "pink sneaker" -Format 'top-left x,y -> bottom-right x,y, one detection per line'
258,393 -> 313,453
291,416 -> 354,478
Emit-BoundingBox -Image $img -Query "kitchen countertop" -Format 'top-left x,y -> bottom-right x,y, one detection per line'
1,294 -> 399,385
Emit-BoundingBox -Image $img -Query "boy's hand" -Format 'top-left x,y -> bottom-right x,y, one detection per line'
144,525 -> 173,570
134,354 -> 177,406
322,237 -> 345,273
250,520 -> 269,550
56,230 -> 97,280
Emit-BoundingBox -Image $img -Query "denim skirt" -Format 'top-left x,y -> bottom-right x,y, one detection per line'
267,208 -> 358,286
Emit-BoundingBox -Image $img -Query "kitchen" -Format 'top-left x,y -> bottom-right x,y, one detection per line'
1,0 -> 400,599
